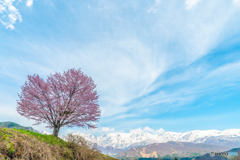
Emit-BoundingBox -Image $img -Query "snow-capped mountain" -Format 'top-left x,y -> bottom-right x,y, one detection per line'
64,129 -> 240,150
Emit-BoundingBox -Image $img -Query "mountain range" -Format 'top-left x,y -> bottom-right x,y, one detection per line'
68,129 -> 240,156
116,141 -> 230,159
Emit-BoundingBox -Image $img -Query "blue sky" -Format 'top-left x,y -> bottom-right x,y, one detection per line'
1,0 -> 240,136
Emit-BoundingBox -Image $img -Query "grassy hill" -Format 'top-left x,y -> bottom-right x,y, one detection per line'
0,127 -> 118,160
0,121 -> 39,133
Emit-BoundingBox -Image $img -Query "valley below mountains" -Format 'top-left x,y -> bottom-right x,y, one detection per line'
116,141 -> 229,159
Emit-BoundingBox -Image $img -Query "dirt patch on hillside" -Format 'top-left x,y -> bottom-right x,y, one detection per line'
140,147 -> 158,158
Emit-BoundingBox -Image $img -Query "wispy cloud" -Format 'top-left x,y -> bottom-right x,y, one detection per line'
102,127 -> 115,132
129,127 -> 165,134
1,0 -> 240,134
2,0 -> 240,119
233,0 -> 240,5
127,58 -> 240,115
203,60 -> 240,81
148,0 -> 161,13
185,0 -> 202,10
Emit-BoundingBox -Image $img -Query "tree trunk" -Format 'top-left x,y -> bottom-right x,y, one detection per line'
53,125 -> 60,137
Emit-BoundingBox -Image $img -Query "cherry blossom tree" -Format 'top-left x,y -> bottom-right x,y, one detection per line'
16,68 -> 101,137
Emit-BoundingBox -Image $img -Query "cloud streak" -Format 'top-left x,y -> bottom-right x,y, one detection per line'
102,127 -> 115,132
185,0 -> 202,10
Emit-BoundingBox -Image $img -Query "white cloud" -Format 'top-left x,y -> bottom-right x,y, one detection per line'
233,0 -> 240,5
185,0 -> 202,10
129,128 -> 144,133
8,3 -> 17,12
26,0 -> 33,7
0,4 -> 5,13
0,0 -> 22,29
156,128 -> 165,134
144,126 -> 155,133
110,114 -> 137,121
8,13 -> 17,23
42,130 -> 51,135
130,127 -> 165,134
102,127 -> 115,132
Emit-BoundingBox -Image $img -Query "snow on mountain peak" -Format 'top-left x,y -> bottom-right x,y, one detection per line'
64,129 -> 240,149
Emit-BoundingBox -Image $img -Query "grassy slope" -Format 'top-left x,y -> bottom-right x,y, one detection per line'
0,127 -> 118,160
0,122 -> 38,132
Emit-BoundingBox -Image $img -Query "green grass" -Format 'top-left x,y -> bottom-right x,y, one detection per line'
0,121 -> 36,133
11,128 -> 68,146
